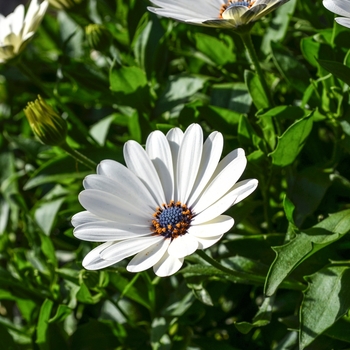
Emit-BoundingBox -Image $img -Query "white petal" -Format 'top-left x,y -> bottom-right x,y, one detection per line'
187,131 -> 223,207
79,189 -> 149,224
229,179 -> 259,205
153,251 -> 184,277
71,211 -> 104,227
82,242 -> 117,270
323,0 -> 350,17
196,234 -> 224,249
335,16 -> 350,27
74,221 -> 151,242
192,148 -> 247,214
100,235 -> 164,261
166,127 -> 184,201
127,239 -> 171,272
124,140 -> 166,205
177,124 -> 203,203
146,131 -> 174,203
23,0 -> 48,35
190,215 -> 234,237
97,160 -> 158,209
83,174 -> 154,214
10,5 -> 25,36
149,0 -> 225,19
193,178 -> 258,225
167,234 -> 198,258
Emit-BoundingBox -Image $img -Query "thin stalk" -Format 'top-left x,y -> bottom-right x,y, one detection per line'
239,31 -> 274,108
196,250 -> 304,291
196,249 -> 266,284
17,61 -> 91,138
60,141 -> 97,170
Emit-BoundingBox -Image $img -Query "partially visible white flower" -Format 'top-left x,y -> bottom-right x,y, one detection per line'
0,0 -> 48,64
323,0 -> 350,28
72,124 -> 258,277
148,0 -> 289,30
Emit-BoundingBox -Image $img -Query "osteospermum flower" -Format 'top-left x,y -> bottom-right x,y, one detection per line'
148,0 -> 289,30
323,0 -> 350,28
0,0 -> 48,64
72,124 -> 258,277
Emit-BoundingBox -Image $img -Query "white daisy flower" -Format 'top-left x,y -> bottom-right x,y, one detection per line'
148,0 -> 290,30
0,0 -> 49,64
323,0 -> 350,28
72,124 -> 258,277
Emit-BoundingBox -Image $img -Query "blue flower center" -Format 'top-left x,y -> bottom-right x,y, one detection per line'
220,0 -> 254,17
151,201 -> 193,239
158,206 -> 183,227
228,1 -> 251,7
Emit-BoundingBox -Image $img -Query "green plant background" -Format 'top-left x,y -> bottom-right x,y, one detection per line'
1,0 -> 350,349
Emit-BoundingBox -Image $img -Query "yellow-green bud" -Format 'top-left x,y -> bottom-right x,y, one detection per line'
85,24 -> 112,53
48,0 -> 83,10
24,96 -> 67,146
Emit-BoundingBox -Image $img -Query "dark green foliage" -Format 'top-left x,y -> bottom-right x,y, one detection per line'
1,0 -> 350,349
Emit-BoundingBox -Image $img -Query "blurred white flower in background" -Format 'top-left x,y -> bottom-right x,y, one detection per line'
72,124 -> 258,277
323,0 -> 350,28
0,0 -> 48,64
148,0 -> 289,30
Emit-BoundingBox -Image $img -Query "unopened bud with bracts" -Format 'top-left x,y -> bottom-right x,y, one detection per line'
48,0 -> 83,10
24,95 -> 67,146
85,24 -> 112,53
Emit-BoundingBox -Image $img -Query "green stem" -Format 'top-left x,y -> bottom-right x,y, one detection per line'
17,61 -> 92,138
196,249 -> 265,284
196,250 -> 304,291
60,141 -> 97,170
239,31 -> 274,108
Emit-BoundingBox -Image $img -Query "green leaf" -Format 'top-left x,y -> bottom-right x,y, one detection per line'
187,283 -> 214,306
261,0 -> 296,54
70,320 -> 120,350
0,324 -> 16,349
211,83 -> 251,114
197,105 -> 241,133
271,42 -> 311,93
235,295 -> 275,334
109,272 -> 152,310
194,33 -> 236,66
265,209 -> 350,296
35,198 -> 65,235
89,115 -> 115,146
283,196 -> 296,226
301,36 -> 321,67
134,16 -> 166,78
324,316 -> 350,343
269,112 -> 313,167
289,167 -> 331,226
151,317 -> 171,349
238,114 -> 262,148
155,74 -> 206,117
300,263 -> 350,349
317,59 -> 350,86
256,106 -> 307,151
109,65 -> 150,110
76,283 -> 100,304
244,70 -> 269,110
36,299 -> 54,350
49,304 -> 72,323
40,233 -> 58,267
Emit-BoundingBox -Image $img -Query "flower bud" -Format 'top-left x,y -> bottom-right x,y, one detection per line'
24,96 -> 67,146
85,24 -> 112,53
48,0 -> 83,10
